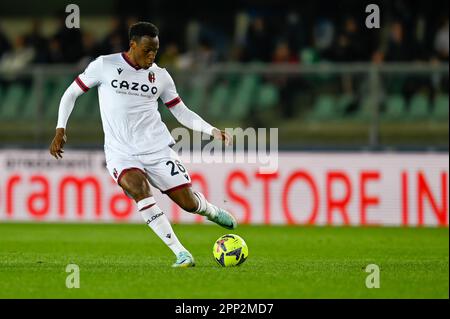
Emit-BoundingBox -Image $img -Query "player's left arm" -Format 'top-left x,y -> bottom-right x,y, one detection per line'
161,70 -> 231,145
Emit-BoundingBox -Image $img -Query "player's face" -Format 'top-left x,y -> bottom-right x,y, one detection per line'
132,36 -> 159,69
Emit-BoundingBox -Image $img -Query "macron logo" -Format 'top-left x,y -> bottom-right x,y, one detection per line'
117,68 -> 123,75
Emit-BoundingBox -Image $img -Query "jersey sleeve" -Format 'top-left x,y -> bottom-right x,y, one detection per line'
159,70 -> 182,108
75,57 -> 103,92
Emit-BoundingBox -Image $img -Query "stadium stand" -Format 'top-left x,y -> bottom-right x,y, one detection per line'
383,95 -> 407,120
409,93 -> 430,119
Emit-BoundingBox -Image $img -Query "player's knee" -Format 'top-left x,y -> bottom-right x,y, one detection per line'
131,188 -> 151,202
119,171 -> 151,202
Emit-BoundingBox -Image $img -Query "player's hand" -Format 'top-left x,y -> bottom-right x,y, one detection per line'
212,128 -> 232,146
49,128 -> 67,159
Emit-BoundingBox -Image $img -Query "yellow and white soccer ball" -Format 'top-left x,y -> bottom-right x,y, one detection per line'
213,234 -> 249,267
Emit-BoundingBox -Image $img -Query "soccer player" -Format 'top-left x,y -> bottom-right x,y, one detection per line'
49,22 -> 237,268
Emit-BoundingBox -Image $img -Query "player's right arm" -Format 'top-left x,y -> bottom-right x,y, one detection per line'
160,70 -> 232,146
49,57 -> 103,159
49,81 -> 84,159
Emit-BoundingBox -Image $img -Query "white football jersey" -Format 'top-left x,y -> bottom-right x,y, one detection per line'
75,53 -> 181,156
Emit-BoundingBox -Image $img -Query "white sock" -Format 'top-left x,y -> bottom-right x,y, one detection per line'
193,191 -> 218,218
138,197 -> 187,256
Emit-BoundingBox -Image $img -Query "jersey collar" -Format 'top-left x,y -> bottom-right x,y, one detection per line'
121,52 -> 142,70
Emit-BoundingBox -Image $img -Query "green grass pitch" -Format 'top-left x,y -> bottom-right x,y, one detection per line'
0,223 -> 448,298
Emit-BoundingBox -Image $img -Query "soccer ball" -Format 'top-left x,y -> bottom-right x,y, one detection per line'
213,234 -> 248,267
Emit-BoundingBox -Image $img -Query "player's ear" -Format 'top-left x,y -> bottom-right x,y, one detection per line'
130,40 -> 137,50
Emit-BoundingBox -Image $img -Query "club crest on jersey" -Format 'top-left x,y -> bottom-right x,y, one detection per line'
148,71 -> 156,83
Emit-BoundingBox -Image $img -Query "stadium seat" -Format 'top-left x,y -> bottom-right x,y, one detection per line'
308,94 -> 338,120
0,84 -> 26,119
85,95 -> 101,121
432,94 -> 449,119
71,89 -> 98,120
228,74 -> 259,120
300,48 -> 319,65
224,62 -> 244,87
353,96 -> 377,121
256,83 -> 279,111
176,84 -> 187,102
383,95 -> 406,120
385,75 -> 407,95
208,83 -> 230,119
336,94 -> 355,114
184,80 -> 206,113
22,79 -> 56,119
45,75 -> 75,119
43,77 -> 75,120
0,85 -> 4,112
409,93 -> 430,119
22,87 -> 38,119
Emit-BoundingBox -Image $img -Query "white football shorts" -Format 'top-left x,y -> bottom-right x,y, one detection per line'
105,147 -> 192,194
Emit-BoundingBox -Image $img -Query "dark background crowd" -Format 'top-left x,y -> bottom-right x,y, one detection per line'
0,0 -> 448,72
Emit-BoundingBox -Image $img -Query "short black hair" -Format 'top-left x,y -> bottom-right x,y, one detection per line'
129,22 -> 159,42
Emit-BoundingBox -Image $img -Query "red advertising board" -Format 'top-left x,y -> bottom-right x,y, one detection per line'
0,150 -> 448,226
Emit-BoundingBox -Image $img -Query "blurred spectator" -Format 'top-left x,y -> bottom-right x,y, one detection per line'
197,24 -> 229,61
272,41 -> 299,64
158,42 -> 181,69
100,18 -> 126,54
384,21 -> 412,62
126,16 -> 139,31
331,17 -> 368,62
100,17 -> 128,54
313,18 -> 335,56
434,18 -> 449,61
227,44 -> 245,62
244,16 -> 272,62
0,35 -> 35,73
24,19 -> 49,63
0,26 -> 12,59
52,14 -> 84,63
48,36 -> 64,64
178,37 -> 218,69
371,50 -> 384,64
196,38 -> 219,67
0,4 -> 447,66
271,41 -> 300,118
79,32 -> 101,67
100,16 -> 138,55
283,11 -> 305,55
331,33 -> 350,62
